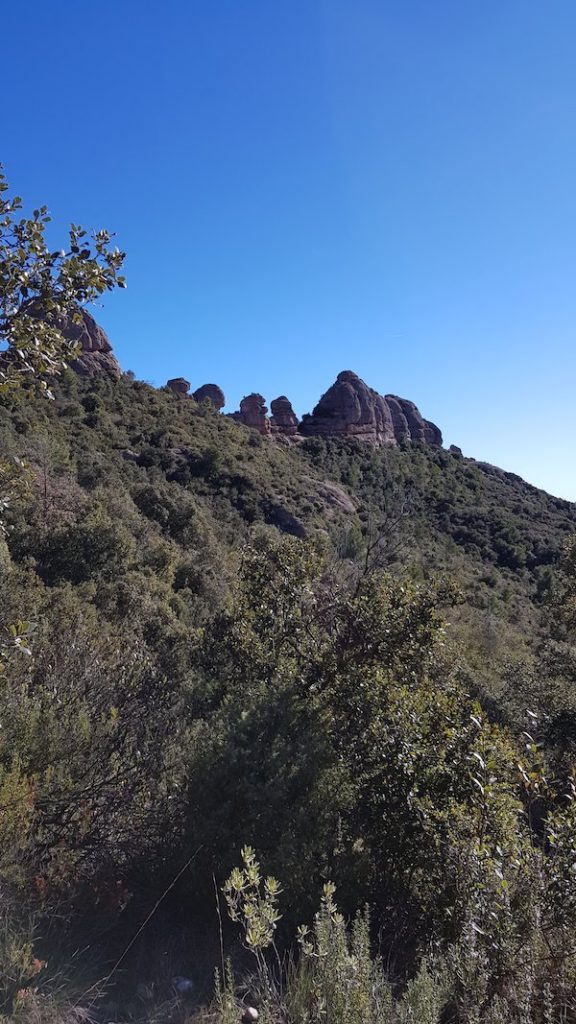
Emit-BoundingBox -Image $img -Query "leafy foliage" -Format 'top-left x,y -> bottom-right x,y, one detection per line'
0,166 -> 125,395
1,176 -> 576,1019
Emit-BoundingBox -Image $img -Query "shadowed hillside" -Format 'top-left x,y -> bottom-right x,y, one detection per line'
1,370 -> 576,1022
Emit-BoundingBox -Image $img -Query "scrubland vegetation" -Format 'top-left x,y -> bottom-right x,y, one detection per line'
2,170 -> 576,1022
1,369 -> 576,1023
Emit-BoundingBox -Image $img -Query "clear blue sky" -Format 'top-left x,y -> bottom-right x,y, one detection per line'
4,1 -> 576,499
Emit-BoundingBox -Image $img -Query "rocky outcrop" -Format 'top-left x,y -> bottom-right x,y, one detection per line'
21,300 -> 119,376
270,396 -> 299,436
34,302 -> 447,451
300,371 -> 396,445
58,308 -> 121,377
231,393 -> 271,435
192,383 -> 225,409
58,321 -> 446,451
423,419 -> 443,446
311,479 -> 357,516
46,307 -> 447,452
392,397 -> 427,442
300,371 -> 442,447
167,377 -> 191,395
387,396 -> 441,446
384,395 -> 410,443
165,380 -> 226,407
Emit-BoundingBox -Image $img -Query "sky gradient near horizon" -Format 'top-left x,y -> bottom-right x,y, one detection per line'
4,1 -> 576,499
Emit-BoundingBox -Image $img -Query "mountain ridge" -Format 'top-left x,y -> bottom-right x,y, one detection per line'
65,309 -> 444,449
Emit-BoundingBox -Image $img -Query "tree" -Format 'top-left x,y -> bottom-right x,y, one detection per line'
0,166 -> 127,676
0,165 -> 126,396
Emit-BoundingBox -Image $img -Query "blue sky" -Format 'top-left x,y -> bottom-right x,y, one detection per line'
4,1 -> 576,499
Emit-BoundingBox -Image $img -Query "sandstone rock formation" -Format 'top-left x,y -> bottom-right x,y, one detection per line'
25,301 -> 121,376
56,322 -> 446,453
47,309 -> 446,453
167,377 -> 191,395
30,301 -> 447,452
423,419 -> 443,446
58,308 -> 122,377
192,383 -> 225,409
300,371 -> 396,445
270,395 -> 299,436
382,395 -> 410,443
231,393 -> 271,435
300,371 -> 442,447
387,396 -> 442,446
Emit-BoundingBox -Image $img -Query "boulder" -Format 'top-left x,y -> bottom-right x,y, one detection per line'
270,395 -> 299,435
193,383 -> 225,409
232,393 -> 271,435
167,377 -> 191,395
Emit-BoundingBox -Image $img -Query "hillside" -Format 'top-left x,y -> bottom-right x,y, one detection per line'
2,367 -> 576,1021
2,368 -> 574,687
